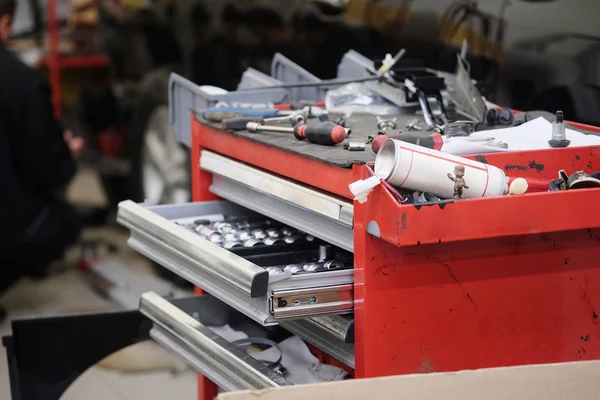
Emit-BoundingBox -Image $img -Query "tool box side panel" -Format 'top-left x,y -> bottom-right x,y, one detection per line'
353,211 -> 600,378
466,145 -> 600,181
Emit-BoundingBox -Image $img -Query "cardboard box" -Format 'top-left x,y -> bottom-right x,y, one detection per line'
217,360 -> 600,400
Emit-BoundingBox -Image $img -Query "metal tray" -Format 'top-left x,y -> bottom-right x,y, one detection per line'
118,200 -> 354,326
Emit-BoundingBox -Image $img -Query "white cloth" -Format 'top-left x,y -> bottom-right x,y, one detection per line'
253,336 -> 347,384
207,326 -> 347,385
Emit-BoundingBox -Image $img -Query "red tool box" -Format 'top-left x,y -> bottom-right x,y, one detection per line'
188,114 -> 600,398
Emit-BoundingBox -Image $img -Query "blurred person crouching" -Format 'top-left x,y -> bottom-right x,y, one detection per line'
0,0 -> 84,320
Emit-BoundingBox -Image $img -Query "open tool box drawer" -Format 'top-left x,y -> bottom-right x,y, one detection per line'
141,292 -> 353,391
140,292 -> 293,391
117,200 -> 354,326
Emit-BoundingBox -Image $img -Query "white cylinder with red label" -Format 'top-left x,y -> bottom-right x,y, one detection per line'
374,139 -> 508,199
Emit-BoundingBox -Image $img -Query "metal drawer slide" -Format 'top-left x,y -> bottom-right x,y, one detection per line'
271,284 -> 354,319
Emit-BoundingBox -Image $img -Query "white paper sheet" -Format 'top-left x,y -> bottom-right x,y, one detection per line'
469,117 -> 600,151
442,137 -> 509,155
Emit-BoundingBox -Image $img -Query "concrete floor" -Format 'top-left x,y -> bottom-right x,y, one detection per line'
0,168 -> 197,400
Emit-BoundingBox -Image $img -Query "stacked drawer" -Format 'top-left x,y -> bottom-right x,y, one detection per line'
117,151 -> 356,390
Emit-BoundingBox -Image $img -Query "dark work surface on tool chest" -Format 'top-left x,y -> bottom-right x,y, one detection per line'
199,110 -> 597,168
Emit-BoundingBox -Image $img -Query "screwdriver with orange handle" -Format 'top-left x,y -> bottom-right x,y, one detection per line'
246,121 -> 349,146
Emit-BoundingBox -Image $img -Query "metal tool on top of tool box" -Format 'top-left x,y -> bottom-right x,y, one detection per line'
549,111 -> 570,148
405,119 -> 423,131
222,112 -> 306,130
404,78 -> 448,128
344,142 -> 366,151
445,120 -> 475,137
549,169 -> 600,191
246,121 -> 348,145
376,116 -> 397,131
202,107 -> 278,121
447,54 -> 488,123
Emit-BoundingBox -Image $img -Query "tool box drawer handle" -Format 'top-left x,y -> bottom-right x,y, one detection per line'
140,292 -> 291,390
117,200 -> 269,297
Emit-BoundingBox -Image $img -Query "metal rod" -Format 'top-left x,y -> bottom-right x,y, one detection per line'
246,122 -> 294,134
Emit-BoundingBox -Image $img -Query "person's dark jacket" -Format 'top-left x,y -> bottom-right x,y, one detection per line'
0,46 -> 79,261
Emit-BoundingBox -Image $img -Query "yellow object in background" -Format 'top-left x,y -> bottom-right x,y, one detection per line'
343,0 -> 412,34
70,0 -> 99,26
122,0 -> 151,9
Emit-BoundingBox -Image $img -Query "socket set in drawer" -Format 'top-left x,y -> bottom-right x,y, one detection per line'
176,217 -> 352,276
179,217 -> 314,249
118,200 -> 355,324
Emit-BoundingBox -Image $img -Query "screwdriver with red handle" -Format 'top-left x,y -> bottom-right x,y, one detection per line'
246,121 -> 349,146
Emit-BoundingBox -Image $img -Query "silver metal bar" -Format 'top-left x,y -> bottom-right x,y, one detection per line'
309,314 -> 355,344
200,151 -> 354,226
141,292 -> 291,390
117,200 -> 269,298
247,122 -> 294,133
128,231 -> 275,325
282,318 -> 355,369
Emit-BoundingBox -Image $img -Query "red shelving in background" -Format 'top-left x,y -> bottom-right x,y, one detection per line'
45,0 -> 109,117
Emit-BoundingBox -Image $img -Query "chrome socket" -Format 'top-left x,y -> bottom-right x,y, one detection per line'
266,267 -> 285,276
208,234 -> 224,244
318,245 -> 332,262
323,260 -> 345,270
281,227 -> 296,236
266,228 -> 281,238
284,264 -> 304,274
196,226 -> 217,237
223,232 -> 238,242
223,240 -> 243,249
237,230 -> 252,241
252,229 -> 267,240
243,238 -> 264,247
303,263 -> 324,272
264,237 -> 284,246
284,234 -> 306,244
215,223 -> 233,234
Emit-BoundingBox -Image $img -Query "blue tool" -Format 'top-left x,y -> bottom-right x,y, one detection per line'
202,107 -> 281,121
